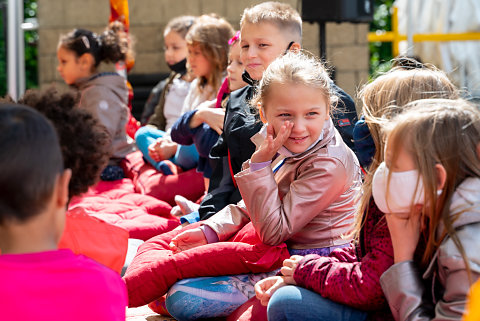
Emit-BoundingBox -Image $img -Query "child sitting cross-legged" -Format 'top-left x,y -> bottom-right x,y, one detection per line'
0,101 -> 126,320
123,51 -> 362,320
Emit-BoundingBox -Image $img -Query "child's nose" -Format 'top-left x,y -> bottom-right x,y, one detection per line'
247,46 -> 257,58
291,118 -> 306,132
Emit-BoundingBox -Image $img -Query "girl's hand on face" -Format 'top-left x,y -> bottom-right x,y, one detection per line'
280,255 -> 302,284
251,121 -> 293,163
385,205 -> 423,263
254,276 -> 288,306
169,228 -> 207,253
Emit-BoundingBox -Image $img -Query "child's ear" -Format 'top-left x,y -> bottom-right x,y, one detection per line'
288,42 -> 301,53
56,169 -> 72,209
258,103 -> 267,123
435,164 -> 447,190
79,53 -> 94,70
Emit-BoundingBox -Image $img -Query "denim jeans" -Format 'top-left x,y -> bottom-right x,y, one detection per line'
135,126 -> 198,171
267,285 -> 368,321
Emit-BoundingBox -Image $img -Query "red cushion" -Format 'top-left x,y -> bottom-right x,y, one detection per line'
123,222 -> 290,307
226,297 -> 268,321
69,179 -> 179,241
122,151 -> 205,206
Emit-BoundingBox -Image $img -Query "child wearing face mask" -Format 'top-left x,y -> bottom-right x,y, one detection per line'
371,99 -> 480,321
254,64 -> 459,321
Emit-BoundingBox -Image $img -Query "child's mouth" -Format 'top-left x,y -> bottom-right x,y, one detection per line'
289,136 -> 308,143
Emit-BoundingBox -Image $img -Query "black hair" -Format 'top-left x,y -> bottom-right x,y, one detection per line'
0,104 -> 63,224
17,88 -> 111,197
59,21 -> 131,68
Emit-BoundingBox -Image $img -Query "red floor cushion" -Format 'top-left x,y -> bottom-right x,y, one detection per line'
123,222 -> 290,307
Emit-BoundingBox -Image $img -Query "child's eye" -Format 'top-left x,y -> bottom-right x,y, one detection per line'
241,44 -> 249,50
259,43 -> 269,48
307,112 -> 319,116
279,113 -> 291,118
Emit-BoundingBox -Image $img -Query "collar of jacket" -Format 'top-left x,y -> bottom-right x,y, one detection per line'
423,177 -> 480,278
74,72 -> 120,89
250,118 -> 336,162
242,70 -> 259,87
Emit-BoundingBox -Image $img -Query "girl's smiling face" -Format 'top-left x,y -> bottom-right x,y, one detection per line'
187,43 -> 212,78
262,83 -> 330,154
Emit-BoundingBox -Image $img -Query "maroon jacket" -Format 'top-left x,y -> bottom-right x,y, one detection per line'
293,200 -> 394,321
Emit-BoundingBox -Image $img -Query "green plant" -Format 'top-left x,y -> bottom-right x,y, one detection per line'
0,0 -> 38,97
369,0 -> 394,77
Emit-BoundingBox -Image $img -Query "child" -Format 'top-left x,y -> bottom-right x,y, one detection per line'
127,51 -> 361,320
198,1 -> 357,222
254,65 -> 459,321
169,30 -> 247,213
0,103 -> 127,320
139,16 -> 196,125
140,14 -> 234,174
374,99 -> 480,320
57,24 -> 136,180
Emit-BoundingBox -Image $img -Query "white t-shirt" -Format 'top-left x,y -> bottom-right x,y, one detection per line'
163,77 -> 191,131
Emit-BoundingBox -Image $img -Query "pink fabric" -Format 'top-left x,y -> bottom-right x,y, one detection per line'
215,77 -> 230,108
0,249 -> 127,321
69,179 -> 179,241
122,151 -> 205,206
123,222 -> 290,307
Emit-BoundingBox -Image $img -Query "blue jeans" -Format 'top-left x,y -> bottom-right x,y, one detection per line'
268,285 -> 368,321
135,126 -> 198,171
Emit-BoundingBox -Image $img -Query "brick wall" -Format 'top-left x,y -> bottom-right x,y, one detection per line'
38,0 -> 369,111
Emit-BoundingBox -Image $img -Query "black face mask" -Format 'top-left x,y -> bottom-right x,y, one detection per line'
168,58 -> 187,75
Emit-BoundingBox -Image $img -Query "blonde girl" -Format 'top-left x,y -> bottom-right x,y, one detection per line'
156,51 -> 361,320
373,99 -> 480,320
255,65 -> 459,321
147,14 -> 234,174
135,16 -> 196,172
57,23 -> 136,180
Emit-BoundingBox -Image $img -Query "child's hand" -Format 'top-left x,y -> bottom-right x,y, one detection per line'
280,255 -> 302,284
251,122 -> 293,163
148,139 -> 178,162
254,276 -> 288,306
169,228 -> 207,253
385,206 -> 423,263
189,104 -> 225,135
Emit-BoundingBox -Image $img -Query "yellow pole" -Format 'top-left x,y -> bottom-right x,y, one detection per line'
392,7 -> 399,57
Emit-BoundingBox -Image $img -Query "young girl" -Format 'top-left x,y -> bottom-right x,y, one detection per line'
57,24 -> 136,181
144,14 -> 234,174
375,99 -> 480,320
254,65 -> 459,321
123,51 -> 361,319
140,16 -> 196,125
169,30 -> 247,218
0,103 -> 126,320
135,15 -> 196,167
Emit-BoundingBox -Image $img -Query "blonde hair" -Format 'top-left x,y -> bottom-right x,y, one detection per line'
240,1 -> 302,43
251,51 -> 334,114
353,65 -> 459,239
387,99 -> 480,270
186,14 -> 234,93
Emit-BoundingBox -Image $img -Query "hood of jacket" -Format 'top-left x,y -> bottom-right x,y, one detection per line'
75,72 -> 127,102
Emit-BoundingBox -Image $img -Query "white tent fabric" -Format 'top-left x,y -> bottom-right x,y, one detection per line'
396,0 -> 480,97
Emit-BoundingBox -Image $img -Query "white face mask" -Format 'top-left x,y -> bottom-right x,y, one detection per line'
372,162 -> 425,214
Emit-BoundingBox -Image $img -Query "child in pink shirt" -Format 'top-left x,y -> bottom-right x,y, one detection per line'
0,102 -> 127,321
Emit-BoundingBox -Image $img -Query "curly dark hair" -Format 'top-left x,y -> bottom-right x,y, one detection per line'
17,87 -> 111,197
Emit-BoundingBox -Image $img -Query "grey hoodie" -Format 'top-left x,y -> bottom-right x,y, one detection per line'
76,72 -> 136,160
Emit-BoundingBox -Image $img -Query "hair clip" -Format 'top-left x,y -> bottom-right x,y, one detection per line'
81,35 -> 90,49
228,31 -> 241,45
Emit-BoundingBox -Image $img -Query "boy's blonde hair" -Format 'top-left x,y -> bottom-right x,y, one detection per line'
240,1 -> 302,43
252,51 -> 334,113
353,65 -> 459,239
387,99 -> 480,270
186,14 -> 234,93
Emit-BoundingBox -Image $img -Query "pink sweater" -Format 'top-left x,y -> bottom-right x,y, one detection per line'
0,249 -> 127,321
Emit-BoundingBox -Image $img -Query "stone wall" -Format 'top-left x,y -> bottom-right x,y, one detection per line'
38,0 -> 369,109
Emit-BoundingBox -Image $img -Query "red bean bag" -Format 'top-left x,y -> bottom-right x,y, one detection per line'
122,151 -> 205,206
69,179 -> 179,241
123,222 -> 290,307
